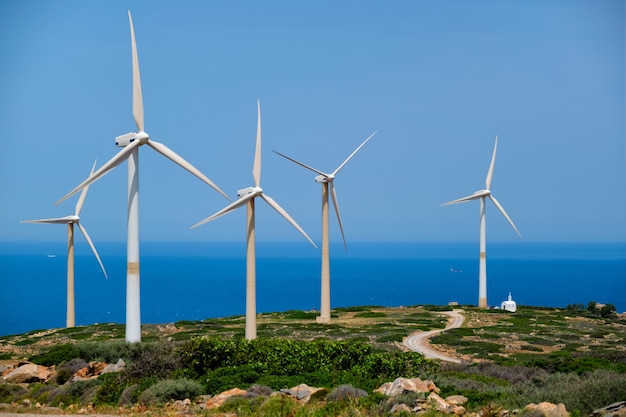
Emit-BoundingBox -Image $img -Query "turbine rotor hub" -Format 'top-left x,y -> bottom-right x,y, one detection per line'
137,131 -> 149,143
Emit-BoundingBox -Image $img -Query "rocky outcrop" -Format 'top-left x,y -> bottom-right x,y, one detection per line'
374,378 -> 470,415
280,383 -> 325,403
374,377 -> 439,396
591,402 -> 626,417
204,387 -> 247,409
72,359 -> 126,381
73,362 -> 108,381
1,358 -> 125,384
428,392 -> 451,413
102,358 -> 126,374
446,395 -> 469,406
525,402 -> 570,417
2,363 -> 55,383
447,395 -> 469,416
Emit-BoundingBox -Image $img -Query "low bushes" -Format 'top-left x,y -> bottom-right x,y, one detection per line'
138,378 -> 203,405
19,336 -> 435,407
182,337 -> 436,393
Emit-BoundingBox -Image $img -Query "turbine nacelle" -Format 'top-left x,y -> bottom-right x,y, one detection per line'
237,186 -> 262,198
115,131 -> 149,147
474,189 -> 491,197
315,174 -> 333,183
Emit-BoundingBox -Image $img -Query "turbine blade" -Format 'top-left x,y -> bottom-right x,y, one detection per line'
441,193 -> 483,206
55,140 -> 139,205
147,140 -> 231,201
272,150 -> 328,177
260,193 -> 317,248
75,160 -> 97,216
190,193 -> 254,229
486,135 -> 498,190
77,222 -> 109,279
128,10 -> 144,133
489,195 -> 522,238
329,182 -> 347,251
332,130 -> 377,176
253,100 -> 262,187
21,217 -> 73,224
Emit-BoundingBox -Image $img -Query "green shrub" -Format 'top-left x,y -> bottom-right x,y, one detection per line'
124,342 -> 183,379
219,396 -> 263,415
47,379 -> 99,406
119,384 -> 139,406
257,394 -> 300,416
505,369 -> 626,415
0,382 -> 28,403
93,372 -> 128,406
74,340 -> 131,362
326,384 -> 368,402
29,383 -> 55,404
138,378 -> 203,405
182,336 -> 434,394
29,343 -> 80,366
55,368 -> 72,385
204,365 -> 261,394
600,304 -> 617,318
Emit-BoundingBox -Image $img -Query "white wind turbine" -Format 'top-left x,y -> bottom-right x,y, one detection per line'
22,160 -> 108,328
191,101 -> 317,340
273,131 -> 377,323
55,11 -> 229,343
441,136 -> 522,308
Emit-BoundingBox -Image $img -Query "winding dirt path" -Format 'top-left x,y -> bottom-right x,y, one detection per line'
403,310 -> 464,363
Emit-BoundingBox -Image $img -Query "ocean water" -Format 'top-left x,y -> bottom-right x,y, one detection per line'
0,241 -> 624,336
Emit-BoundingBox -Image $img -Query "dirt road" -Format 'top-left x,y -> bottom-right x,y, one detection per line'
403,310 -> 464,363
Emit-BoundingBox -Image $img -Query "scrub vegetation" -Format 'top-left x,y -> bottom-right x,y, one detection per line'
1,304 -> 624,416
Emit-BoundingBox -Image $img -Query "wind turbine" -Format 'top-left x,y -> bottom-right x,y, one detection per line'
22,160 -> 108,328
441,136 -> 522,308
191,101 -> 317,340
55,11 -> 229,343
273,130 -> 377,323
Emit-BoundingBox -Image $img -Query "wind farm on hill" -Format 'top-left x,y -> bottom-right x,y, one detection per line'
22,11 -> 524,343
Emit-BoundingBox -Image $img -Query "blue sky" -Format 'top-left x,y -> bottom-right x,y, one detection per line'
1,0 -> 624,244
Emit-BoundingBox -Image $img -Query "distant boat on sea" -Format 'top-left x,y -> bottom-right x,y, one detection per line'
47,254 -> 57,258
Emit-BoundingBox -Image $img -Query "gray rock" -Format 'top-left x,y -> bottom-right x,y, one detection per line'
428,392 -> 451,413
102,358 -> 126,374
591,402 -> 626,417
447,395 -> 469,406
280,383 -> 324,403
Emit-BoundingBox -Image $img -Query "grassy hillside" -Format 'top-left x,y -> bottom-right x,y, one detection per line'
1,305 -> 625,416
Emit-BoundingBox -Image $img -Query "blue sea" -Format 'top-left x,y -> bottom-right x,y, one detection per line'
1,241 -> 625,337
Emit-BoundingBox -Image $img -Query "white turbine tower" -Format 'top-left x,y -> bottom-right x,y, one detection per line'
441,136 -> 522,308
273,131 -> 377,323
191,101 -> 317,340
55,11 -> 229,343
22,160 -> 108,328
